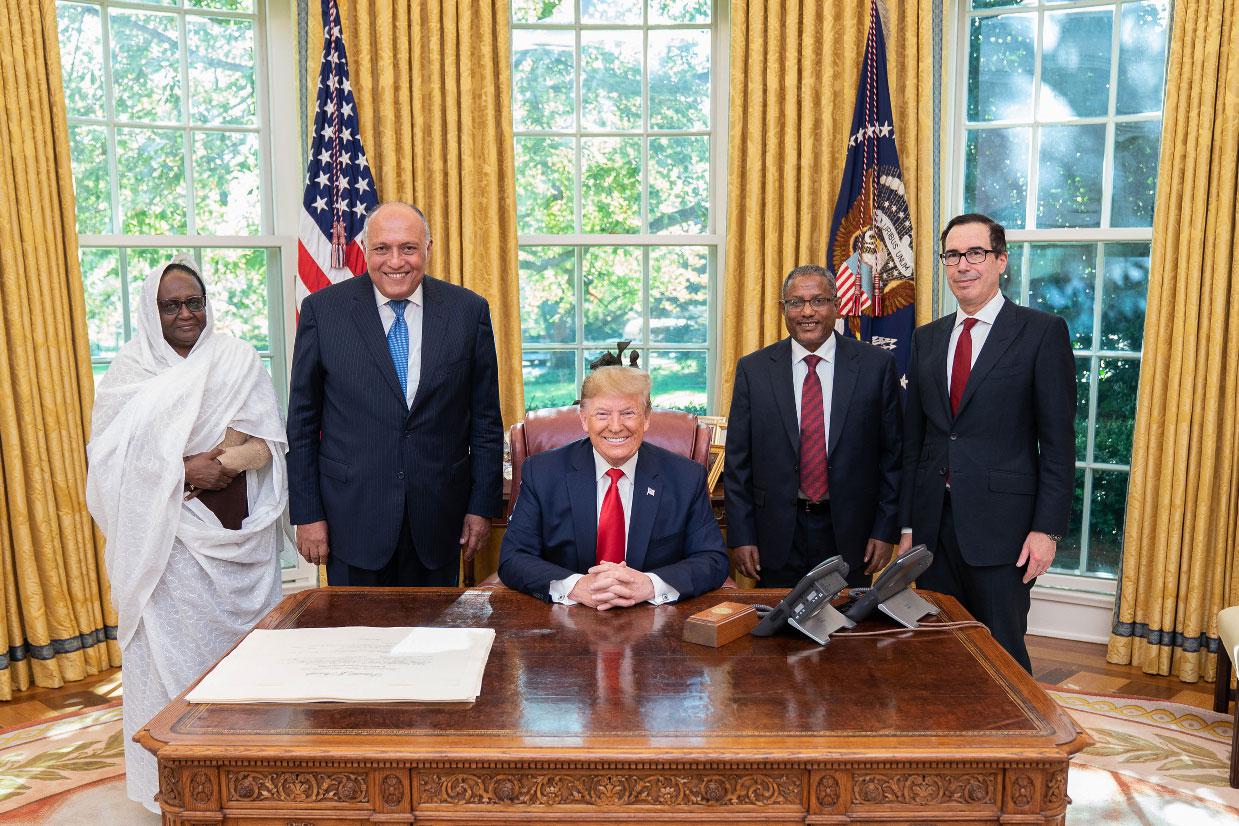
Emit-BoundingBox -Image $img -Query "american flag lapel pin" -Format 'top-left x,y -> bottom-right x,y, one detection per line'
647,487 -> 656,496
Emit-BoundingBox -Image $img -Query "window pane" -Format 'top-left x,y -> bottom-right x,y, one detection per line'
110,10 -> 182,123
650,0 -> 710,24
649,136 -> 708,234
69,125 -> 112,234
188,0 -> 256,10
81,248 -> 123,358
512,0 -> 573,24
515,137 -> 574,234
187,15 -> 257,126
966,13 -> 1035,122
1075,356 -> 1091,462
649,246 -> 707,344
1036,123 -> 1105,228
1028,243 -> 1095,349
999,241 -> 1025,300
581,0 -> 641,24
583,246 -> 641,343
116,128 -> 187,234
202,248 -> 269,351
57,2 -> 105,119
512,30 -> 575,131
963,127 -> 1029,228
1100,242 -> 1149,351
1053,467 -> 1086,572
580,31 -> 642,131
1117,1 -> 1170,116
193,130 -> 261,234
1111,119 -> 1161,228
1087,470 -> 1128,576
648,30 -> 710,131
581,137 -> 640,233
519,246 -> 576,344
649,349 -> 707,414
971,0 -> 1030,8
1093,357 -> 1140,466
523,350 -> 578,410
1039,9 -> 1112,119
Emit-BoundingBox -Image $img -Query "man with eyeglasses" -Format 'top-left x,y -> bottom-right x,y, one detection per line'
724,264 -> 902,590
898,213 -> 1075,672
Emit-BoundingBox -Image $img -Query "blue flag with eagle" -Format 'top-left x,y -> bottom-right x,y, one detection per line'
828,0 -> 915,392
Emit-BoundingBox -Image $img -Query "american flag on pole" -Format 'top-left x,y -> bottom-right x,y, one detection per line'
297,0 -> 378,308
827,0 -> 915,390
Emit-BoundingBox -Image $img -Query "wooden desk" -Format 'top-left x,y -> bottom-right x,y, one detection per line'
139,587 -> 1088,825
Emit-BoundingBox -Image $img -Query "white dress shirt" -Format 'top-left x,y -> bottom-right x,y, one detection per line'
549,449 -> 679,606
946,291 -> 1005,388
791,334 -> 836,499
374,282 -> 424,407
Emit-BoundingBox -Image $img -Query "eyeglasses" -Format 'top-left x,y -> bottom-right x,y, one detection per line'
157,296 -> 207,316
939,248 -> 998,266
780,296 -> 837,311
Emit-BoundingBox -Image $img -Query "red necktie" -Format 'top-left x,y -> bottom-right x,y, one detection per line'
950,317 -> 979,416
799,354 -> 829,501
596,467 -> 626,564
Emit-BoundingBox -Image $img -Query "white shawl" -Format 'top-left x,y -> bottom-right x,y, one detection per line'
87,255 -> 288,648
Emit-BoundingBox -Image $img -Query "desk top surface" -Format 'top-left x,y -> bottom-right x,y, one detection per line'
140,587 -> 1086,762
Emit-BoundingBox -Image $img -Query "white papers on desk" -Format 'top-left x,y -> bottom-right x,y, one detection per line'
185,626 -> 496,703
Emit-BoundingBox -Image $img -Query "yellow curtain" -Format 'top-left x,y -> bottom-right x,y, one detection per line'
718,0 -> 936,413
0,0 -> 120,700
307,0 -> 524,425
1106,1 -> 1239,684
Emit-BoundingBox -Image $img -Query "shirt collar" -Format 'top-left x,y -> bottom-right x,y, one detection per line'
790,331 -> 837,365
592,447 -> 640,482
957,291 -> 1005,328
373,281 -> 424,310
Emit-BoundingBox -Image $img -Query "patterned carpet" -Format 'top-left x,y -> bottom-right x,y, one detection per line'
0,690 -> 1234,824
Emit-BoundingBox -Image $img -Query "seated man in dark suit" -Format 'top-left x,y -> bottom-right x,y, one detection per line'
499,366 -> 728,608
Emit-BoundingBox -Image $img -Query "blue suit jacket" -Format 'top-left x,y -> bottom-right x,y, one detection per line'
498,439 -> 729,602
286,274 -> 503,570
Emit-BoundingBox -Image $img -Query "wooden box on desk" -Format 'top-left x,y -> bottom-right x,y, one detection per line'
682,601 -> 759,647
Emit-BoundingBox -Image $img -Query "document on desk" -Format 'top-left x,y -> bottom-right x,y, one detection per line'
185,626 -> 496,703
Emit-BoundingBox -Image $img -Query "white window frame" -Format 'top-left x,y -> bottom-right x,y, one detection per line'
511,0 -> 728,413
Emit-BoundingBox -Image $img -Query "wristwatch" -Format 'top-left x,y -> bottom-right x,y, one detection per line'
1045,533 -> 1062,543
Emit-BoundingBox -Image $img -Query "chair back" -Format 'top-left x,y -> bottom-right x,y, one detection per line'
508,405 -> 712,517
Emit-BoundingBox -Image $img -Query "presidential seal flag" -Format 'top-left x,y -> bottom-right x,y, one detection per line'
296,0 -> 379,309
827,0 -> 915,389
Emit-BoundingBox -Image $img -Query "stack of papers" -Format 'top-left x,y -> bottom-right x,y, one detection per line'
186,626 -> 496,703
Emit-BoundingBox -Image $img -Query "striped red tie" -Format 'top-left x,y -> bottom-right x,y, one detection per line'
950,318 -> 979,416
799,354 -> 828,501
596,468 -> 626,564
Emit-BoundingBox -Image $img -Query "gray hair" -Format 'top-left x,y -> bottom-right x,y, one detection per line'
781,264 -> 836,298
360,202 -> 432,247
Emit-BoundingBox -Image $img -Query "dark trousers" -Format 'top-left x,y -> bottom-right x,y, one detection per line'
326,511 -> 459,587
918,492 -> 1034,673
761,503 -> 868,590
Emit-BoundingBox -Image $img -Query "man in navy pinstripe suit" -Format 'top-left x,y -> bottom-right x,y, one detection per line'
287,202 -> 503,586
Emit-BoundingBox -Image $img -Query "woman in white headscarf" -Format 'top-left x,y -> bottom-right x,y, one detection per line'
86,254 -> 287,813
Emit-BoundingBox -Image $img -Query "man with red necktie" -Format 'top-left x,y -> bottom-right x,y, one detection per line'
899,213 -> 1076,673
499,367 -> 728,608
724,265 -> 903,590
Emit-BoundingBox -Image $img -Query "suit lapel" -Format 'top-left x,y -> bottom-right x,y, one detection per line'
931,315 -> 954,420
409,276 -> 448,415
768,339 -> 800,452
567,441 -> 599,572
956,301 -> 1025,418
349,278 -> 407,406
625,446 -> 661,572
828,334 -> 859,454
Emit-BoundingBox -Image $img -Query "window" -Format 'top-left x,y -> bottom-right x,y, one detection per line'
953,0 -> 1170,577
511,0 -> 723,414
56,0 -> 286,396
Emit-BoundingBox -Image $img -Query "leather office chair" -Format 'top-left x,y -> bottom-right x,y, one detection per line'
474,405 -> 727,588
1213,605 -> 1239,788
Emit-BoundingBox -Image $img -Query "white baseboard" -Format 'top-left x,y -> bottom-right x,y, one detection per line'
1028,577 -> 1116,644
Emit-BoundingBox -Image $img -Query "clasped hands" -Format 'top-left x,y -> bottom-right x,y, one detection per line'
568,561 -> 655,610
183,447 -> 237,500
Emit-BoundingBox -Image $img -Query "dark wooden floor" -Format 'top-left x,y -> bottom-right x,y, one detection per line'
0,635 -> 1220,731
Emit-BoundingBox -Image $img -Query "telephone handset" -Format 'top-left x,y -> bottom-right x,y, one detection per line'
842,544 -> 938,628
750,556 -> 853,644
